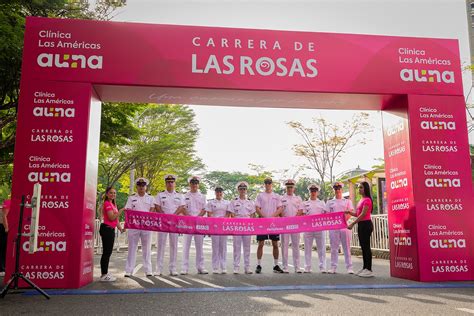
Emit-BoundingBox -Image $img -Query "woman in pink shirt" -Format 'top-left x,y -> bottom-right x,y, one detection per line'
99,187 -> 124,282
346,181 -> 374,278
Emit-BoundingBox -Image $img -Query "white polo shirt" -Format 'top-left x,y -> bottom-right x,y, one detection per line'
184,191 -> 206,216
325,198 -> 353,213
303,199 -> 326,215
228,198 -> 256,218
206,199 -> 230,218
255,192 -> 282,218
125,193 -> 155,212
281,194 -> 303,217
155,190 -> 186,214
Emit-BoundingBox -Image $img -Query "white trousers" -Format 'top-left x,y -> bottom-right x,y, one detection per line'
233,235 -> 252,270
304,231 -> 326,271
281,233 -> 300,270
211,235 -> 227,271
156,232 -> 178,273
125,229 -> 152,274
329,228 -> 353,270
182,234 -> 204,272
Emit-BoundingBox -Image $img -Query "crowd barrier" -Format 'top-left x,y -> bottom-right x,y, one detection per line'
93,214 -> 390,254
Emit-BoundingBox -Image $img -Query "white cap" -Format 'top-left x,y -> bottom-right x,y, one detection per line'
136,177 -> 149,185
307,183 -> 320,191
284,179 -> 296,186
188,175 -> 201,183
164,174 -> 177,182
236,181 -> 249,190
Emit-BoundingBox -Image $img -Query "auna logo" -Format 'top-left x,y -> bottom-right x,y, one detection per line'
23,240 -> 67,252
37,53 -> 103,69
425,178 -> 461,188
420,121 -> 456,130
390,178 -> 408,190
430,239 -> 466,249
400,69 -> 455,83
33,107 -> 75,118
28,172 -> 71,183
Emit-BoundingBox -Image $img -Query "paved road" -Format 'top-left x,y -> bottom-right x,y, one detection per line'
1,237 -> 473,315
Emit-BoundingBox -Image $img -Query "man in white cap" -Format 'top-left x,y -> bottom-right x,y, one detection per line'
227,181 -> 256,274
181,176 -> 208,274
255,177 -> 284,274
279,179 -> 303,273
303,184 -> 327,273
154,174 -> 186,276
124,177 -> 155,277
206,185 -> 230,274
326,181 -> 354,274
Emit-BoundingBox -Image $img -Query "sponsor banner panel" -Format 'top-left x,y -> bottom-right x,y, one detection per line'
22,17 -> 462,96
7,80 -> 94,288
125,210 -> 347,235
382,106 -> 420,280
408,95 -> 473,281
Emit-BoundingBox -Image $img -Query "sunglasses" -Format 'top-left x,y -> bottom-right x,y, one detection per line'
310,189 -> 319,192
165,180 -> 175,183
264,181 -> 272,185
136,182 -> 146,186
238,187 -> 247,190
190,180 -> 199,184
333,186 -> 342,190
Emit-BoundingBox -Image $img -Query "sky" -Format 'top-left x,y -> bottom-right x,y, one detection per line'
112,0 -> 472,179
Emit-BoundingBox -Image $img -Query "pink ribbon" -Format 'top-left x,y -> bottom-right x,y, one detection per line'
125,210 -> 347,235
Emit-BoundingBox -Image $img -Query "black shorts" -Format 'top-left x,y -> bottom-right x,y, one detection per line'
256,234 -> 280,241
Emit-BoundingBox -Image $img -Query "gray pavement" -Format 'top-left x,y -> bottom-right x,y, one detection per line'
1,237 -> 473,315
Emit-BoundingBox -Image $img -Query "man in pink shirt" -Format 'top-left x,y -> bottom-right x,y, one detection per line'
255,177 -> 284,274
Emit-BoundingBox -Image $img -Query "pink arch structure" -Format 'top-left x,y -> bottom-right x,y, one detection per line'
6,17 -> 473,288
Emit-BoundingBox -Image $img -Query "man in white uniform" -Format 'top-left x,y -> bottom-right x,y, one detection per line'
279,179 -> 303,273
181,176 -> 208,275
227,181 -> 255,274
255,177 -> 284,274
303,184 -> 327,273
154,174 -> 186,276
124,177 -> 155,277
326,181 -> 354,274
206,186 -> 230,274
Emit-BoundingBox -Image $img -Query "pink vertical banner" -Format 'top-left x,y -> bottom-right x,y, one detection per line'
6,80 -> 98,288
407,95 -> 473,282
382,97 -> 420,281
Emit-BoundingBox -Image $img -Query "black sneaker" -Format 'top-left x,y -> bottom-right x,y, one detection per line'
255,265 -> 262,274
273,265 -> 284,273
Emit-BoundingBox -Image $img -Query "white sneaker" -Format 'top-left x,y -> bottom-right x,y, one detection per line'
355,268 -> 364,275
213,270 -> 220,274
221,270 -> 227,274
304,269 -> 312,273
347,269 -> 355,274
198,269 -> 209,274
328,268 -> 337,274
124,272 -> 132,277
233,268 -> 240,274
320,269 -> 327,274
100,274 -> 116,282
180,271 -> 188,275
244,269 -> 253,274
358,269 -> 374,278
170,271 -> 178,276
146,272 -> 153,277
154,271 -> 162,276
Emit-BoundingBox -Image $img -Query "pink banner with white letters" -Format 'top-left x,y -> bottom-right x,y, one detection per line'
125,210 -> 347,235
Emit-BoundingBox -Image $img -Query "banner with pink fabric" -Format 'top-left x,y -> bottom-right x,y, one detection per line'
124,210 -> 347,235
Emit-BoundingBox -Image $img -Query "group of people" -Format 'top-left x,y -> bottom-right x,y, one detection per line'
98,175 -> 374,282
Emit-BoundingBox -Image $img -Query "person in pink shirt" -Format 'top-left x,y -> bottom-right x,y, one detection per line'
99,187 -> 124,282
346,181 -> 374,278
255,177 -> 284,274
0,198 -> 10,277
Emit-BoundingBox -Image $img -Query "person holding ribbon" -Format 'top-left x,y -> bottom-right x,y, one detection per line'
206,185 -> 230,274
181,176 -> 208,275
154,174 -> 186,276
346,181 -> 374,278
255,177 -> 284,274
227,181 -> 256,274
99,187 -> 124,282
279,179 -> 303,273
302,184 -> 327,273
124,177 -> 155,277
325,181 -> 354,274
